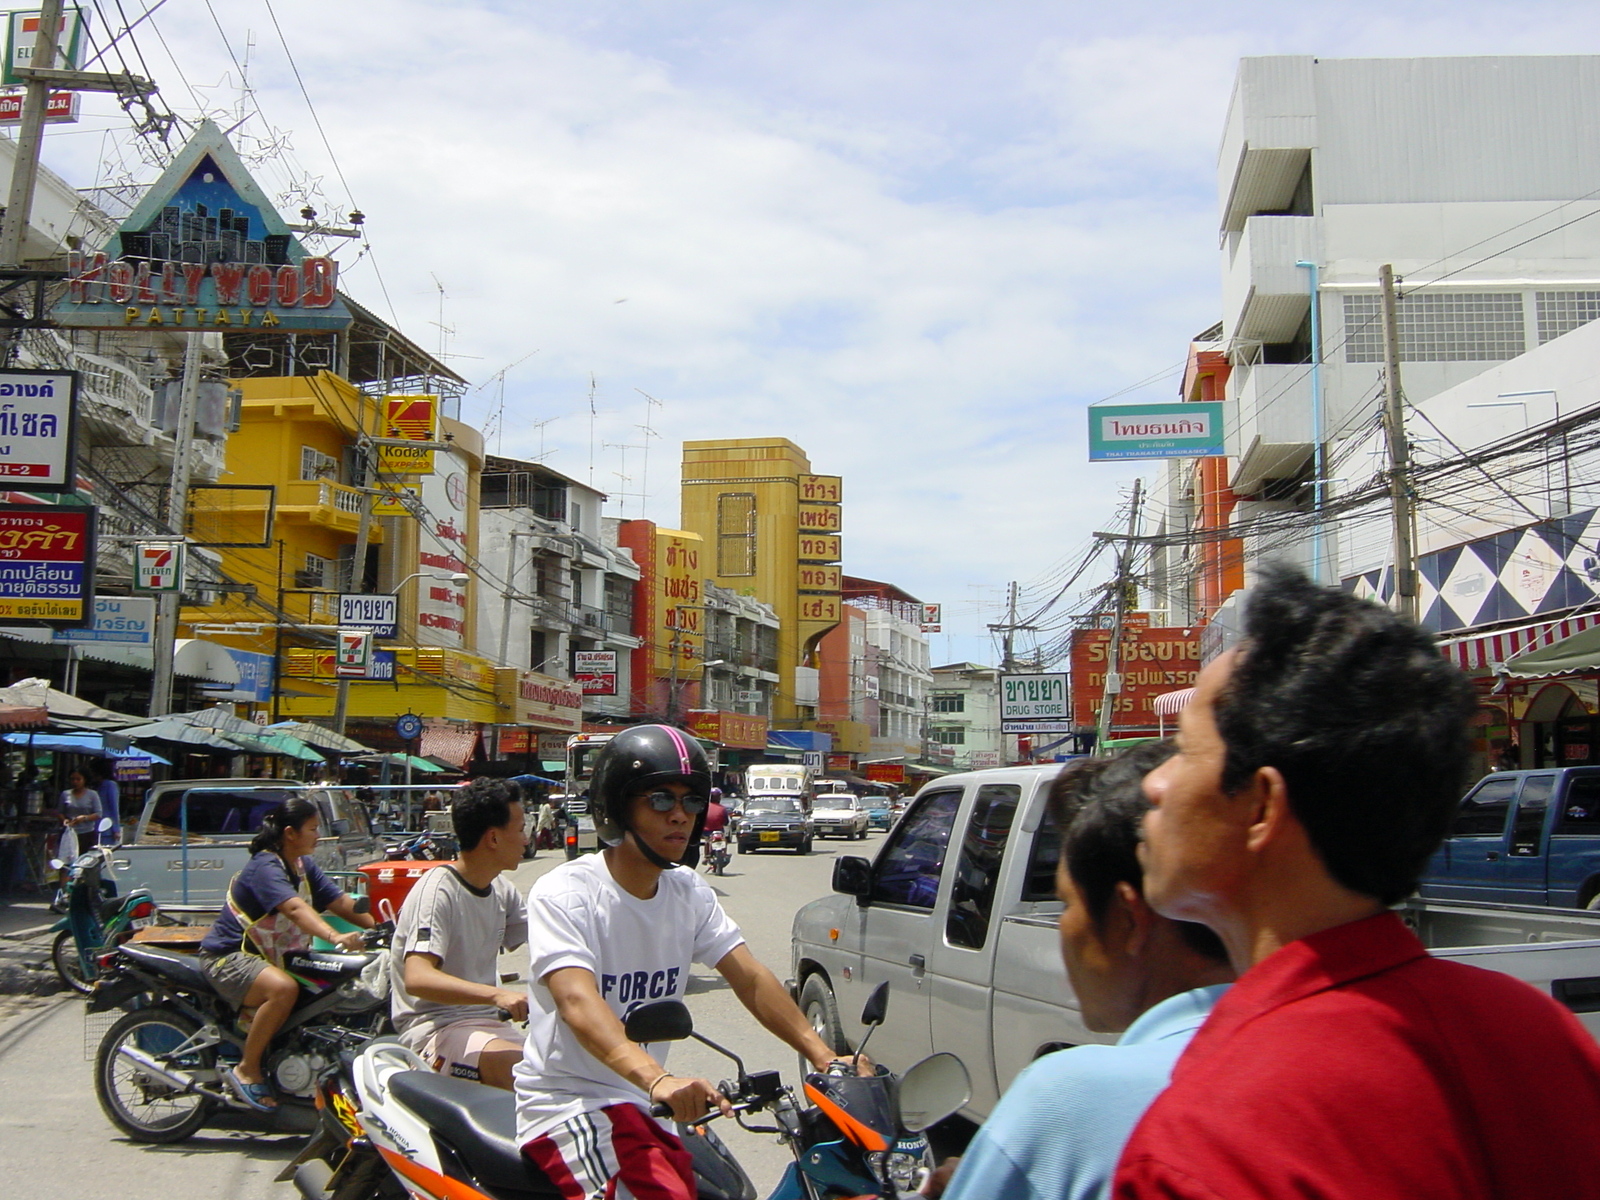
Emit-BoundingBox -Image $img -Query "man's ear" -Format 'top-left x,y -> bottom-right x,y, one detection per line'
1113,880 -> 1156,957
1244,765 -> 1291,853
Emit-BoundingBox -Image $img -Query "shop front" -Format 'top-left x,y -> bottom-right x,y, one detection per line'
492,669 -> 585,771
685,710 -> 770,789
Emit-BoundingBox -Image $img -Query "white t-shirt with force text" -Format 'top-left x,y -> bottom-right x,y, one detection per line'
513,852 -> 745,1142
390,865 -> 529,1040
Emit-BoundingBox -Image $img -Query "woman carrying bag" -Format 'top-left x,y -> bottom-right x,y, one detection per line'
196,798 -> 374,1112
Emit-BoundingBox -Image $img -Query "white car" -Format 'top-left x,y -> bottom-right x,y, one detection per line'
812,793 -> 869,840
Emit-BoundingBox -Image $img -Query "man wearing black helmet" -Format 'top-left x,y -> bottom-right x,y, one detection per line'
514,724 -> 852,1200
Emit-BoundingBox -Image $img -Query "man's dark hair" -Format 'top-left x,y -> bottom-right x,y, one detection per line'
452,777 -> 522,851
1217,564 -> 1478,905
1048,742 -> 1228,963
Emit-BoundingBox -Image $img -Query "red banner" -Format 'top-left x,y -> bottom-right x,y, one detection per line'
865,762 -> 905,784
1069,625 -> 1201,734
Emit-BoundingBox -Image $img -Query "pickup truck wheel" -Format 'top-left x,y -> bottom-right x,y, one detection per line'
800,974 -> 847,1056
1586,892 -> 1600,911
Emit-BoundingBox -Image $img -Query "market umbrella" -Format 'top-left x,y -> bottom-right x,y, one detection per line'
0,677 -> 144,727
264,720 -> 374,755
250,729 -> 325,762
0,730 -> 167,760
130,708 -> 324,761
346,752 -> 450,774
510,774 -> 562,788
118,717 -> 284,757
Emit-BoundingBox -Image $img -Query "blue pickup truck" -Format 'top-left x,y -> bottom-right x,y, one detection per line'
1418,768 -> 1600,909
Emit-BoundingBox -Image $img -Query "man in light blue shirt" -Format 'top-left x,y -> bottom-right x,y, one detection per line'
940,744 -> 1234,1200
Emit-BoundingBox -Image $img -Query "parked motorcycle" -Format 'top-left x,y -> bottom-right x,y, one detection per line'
382,831 -> 453,861
704,828 -> 731,876
87,920 -> 394,1143
48,818 -> 158,994
303,982 -> 969,1200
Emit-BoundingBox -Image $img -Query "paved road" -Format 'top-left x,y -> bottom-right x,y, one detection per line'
0,829 -> 882,1198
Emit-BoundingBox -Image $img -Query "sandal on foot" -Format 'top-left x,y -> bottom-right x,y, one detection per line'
223,1067 -> 277,1113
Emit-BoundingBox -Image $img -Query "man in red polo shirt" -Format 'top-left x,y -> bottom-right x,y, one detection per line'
1114,565 -> 1600,1200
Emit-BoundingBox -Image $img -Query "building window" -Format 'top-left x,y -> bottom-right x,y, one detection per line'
717,493 -> 757,576
301,552 -> 333,588
932,693 -> 964,713
1537,292 -> 1600,344
930,726 -> 965,745
300,445 -> 339,481
1344,292 -> 1525,363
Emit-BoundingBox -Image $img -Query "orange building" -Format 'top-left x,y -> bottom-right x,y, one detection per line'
1181,336 -> 1244,620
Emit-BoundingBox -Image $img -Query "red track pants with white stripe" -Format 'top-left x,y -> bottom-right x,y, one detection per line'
522,1102 -> 696,1200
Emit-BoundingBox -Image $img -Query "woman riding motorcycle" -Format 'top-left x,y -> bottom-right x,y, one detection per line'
195,798 -> 374,1112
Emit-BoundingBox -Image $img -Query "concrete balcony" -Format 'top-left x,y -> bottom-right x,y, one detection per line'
1223,215 -> 1318,345
1228,363 -> 1315,495
274,479 -> 383,538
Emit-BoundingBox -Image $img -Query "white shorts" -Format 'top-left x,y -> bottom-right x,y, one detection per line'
402,1017 -> 523,1082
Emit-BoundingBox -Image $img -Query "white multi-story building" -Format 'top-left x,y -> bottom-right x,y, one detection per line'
1203,55 -> 1600,586
841,583 -> 932,761
927,663 -> 1009,770
476,456 -> 641,722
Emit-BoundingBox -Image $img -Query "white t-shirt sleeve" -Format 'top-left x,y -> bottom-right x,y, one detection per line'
503,881 -> 529,952
402,870 -> 453,964
688,873 -> 745,968
527,887 -> 599,985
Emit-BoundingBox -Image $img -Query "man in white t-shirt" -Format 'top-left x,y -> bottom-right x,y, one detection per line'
514,725 -> 853,1200
391,777 -> 530,1089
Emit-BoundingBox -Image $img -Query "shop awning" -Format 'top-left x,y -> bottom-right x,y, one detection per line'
1152,687 -> 1195,716
1,731 -> 170,763
0,703 -> 47,729
265,721 -> 374,755
1503,624 -> 1600,679
173,639 -> 243,683
1439,613 -> 1600,673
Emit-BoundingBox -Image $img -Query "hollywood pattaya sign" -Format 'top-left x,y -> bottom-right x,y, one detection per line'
52,119 -> 351,332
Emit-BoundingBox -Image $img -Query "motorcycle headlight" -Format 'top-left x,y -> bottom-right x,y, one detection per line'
868,1150 -> 924,1194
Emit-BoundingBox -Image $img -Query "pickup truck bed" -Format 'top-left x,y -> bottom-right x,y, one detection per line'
793,764 -> 1600,1125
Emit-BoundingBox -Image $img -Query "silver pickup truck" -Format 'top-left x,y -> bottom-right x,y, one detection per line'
107,778 -> 382,910
791,764 -> 1600,1126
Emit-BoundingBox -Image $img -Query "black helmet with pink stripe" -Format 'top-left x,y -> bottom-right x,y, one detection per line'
590,724 -> 711,864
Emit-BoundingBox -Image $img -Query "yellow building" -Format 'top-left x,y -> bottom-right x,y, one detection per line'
680,438 -> 842,722
182,371 -> 542,749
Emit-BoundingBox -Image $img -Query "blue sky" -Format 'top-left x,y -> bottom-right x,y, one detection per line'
37,1 -> 1600,665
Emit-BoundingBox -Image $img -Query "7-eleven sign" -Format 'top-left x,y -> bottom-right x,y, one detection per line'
334,629 -> 373,678
133,542 -> 183,592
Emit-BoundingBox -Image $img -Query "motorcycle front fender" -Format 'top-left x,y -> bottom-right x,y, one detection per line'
678,1120 -> 756,1200
767,1161 -> 811,1200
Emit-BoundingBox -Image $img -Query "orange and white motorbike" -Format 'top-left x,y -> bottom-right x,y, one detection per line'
296,984 -> 970,1200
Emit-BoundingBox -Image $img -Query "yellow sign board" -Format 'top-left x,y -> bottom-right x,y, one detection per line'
371,485 -> 420,516
798,533 -> 841,563
376,395 -> 437,475
797,594 -> 841,624
798,564 -> 841,593
654,530 -> 704,673
798,503 -> 842,534
799,474 -> 842,503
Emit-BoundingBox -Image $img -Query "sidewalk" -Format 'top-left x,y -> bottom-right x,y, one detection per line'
0,893 -> 63,996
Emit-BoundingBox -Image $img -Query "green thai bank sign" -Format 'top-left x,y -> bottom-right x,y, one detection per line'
1088,402 -> 1226,461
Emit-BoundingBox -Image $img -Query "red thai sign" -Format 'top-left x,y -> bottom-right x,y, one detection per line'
1069,625 -> 1201,733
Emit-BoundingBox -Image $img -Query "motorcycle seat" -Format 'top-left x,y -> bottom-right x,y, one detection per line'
389,1070 -> 562,1198
118,941 -> 212,993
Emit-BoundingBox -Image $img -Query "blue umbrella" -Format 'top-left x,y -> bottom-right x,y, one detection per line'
510,774 -> 562,788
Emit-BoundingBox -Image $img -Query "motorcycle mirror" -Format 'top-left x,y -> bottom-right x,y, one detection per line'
351,895 -> 372,915
48,858 -> 63,870
860,981 -> 889,1027
897,1052 -> 972,1133
624,1000 -> 694,1044
97,816 -> 114,832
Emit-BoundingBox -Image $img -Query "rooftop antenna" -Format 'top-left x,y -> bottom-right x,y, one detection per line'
429,274 -> 454,364
634,389 -> 664,520
528,415 -> 559,461
606,441 -> 645,516
587,374 -> 598,486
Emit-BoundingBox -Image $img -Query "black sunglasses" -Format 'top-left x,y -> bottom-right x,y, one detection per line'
642,789 -> 708,815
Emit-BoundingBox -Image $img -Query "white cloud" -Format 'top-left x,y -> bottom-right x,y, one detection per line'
38,0 -> 1600,664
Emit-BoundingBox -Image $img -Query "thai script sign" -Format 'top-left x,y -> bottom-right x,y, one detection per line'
53,595 -> 154,643
338,593 -> 398,639
0,370 -> 74,491
685,710 -> 769,750
52,120 -> 351,332
798,502 -> 842,533
0,502 -> 93,623
495,668 -> 584,731
574,649 -> 617,696
1001,673 -> 1069,723
1087,402 -> 1225,461
799,474 -> 842,503
657,531 -> 703,673
798,533 -> 841,564
1069,626 -> 1201,730
0,90 -> 78,124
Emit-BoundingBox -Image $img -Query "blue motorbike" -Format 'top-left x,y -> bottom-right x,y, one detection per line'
51,820 -> 162,994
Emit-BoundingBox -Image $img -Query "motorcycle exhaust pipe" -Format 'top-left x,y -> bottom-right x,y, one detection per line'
115,1044 -> 230,1104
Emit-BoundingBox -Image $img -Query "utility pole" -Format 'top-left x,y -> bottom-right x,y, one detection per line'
1379,264 -> 1418,622
149,335 -> 204,717
332,417 -> 378,734
988,581 -> 1035,672
0,0 -> 62,269
1096,478 -> 1143,749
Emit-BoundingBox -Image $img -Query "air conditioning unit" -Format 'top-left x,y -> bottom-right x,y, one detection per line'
293,570 -> 323,589
583,611 -> 602,627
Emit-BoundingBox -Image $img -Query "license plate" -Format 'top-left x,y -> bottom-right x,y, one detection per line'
760,831 -> 780,842
131,915 -> 156,929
